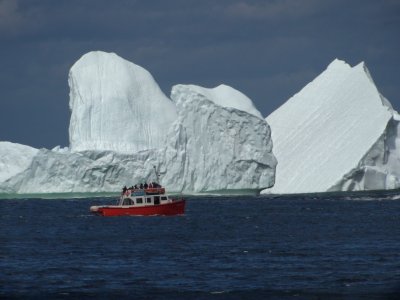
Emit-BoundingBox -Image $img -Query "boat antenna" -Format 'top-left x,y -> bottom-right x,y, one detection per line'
153,165 -> 160,183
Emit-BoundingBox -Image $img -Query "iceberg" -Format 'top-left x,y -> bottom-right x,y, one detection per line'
0,52 -> 276,194
0,142 -> 38,184
4,51 -> 397,196
68,51 -> 177,153
161,85 -> 276,193
263,59 -> 398,194
1,148 -> 161,194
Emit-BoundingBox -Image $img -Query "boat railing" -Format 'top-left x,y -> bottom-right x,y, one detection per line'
123,187 -> 165,197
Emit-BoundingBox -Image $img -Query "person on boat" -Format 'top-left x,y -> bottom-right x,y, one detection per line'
149,182 -> 153,188
153,182 -> 160,188
144,182 -> 148,189
134,184 -> 138,190
140,183 -> 144,189
122,186 -> 127,195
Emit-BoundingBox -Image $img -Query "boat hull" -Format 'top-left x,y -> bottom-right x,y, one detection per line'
91,199 -> 185,216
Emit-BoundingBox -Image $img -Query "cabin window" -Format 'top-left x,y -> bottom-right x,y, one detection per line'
146,197 -> 152,203
161,196 -> 167,201
154,196 -> 160,205
123,198 -> 132,205
136,198 -> 143,204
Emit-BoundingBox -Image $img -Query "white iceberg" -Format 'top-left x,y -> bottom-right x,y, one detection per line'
263,59 -> 398,194
0,52 -> 276,194
161,84 -> 276,193
0,142 -> 38,184
1,148 -> 161,194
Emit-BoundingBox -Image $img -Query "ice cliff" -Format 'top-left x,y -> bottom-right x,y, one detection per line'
161,85 -> 276,193
68,51 -> 177,153
263,59 -> 398,194
0,52 -> 276,194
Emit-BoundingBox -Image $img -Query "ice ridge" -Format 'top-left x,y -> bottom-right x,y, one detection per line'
263,59 -> 396,194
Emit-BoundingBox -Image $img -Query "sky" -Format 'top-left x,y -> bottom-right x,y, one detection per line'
0,0 -> 399,149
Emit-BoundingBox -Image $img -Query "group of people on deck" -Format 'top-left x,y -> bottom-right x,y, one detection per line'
122,182 -> 162,194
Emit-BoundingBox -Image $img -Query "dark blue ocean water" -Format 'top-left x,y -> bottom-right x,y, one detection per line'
1,190 -> 400,299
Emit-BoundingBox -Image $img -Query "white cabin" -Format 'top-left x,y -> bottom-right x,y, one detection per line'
119,194 -> 172,207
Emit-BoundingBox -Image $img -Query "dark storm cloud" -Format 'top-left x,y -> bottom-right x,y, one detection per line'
0,0 -> 399,148
0,0 -> 21,34
225,0 -> 324,20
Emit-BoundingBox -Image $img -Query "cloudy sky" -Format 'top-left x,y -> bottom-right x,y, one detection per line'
0,0 -> 399,149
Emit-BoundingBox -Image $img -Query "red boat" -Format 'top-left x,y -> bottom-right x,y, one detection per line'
90,187 -> 185,216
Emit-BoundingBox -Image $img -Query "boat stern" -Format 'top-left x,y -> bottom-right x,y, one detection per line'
90,205 -> 101,213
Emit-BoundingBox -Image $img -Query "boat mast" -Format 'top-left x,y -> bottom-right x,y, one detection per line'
153,165 -> 161,184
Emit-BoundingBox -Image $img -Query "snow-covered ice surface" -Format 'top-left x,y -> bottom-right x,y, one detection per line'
263,59 -> 396,194
161,85 -> 276,193
68,51 -> 177,153
182,84 -> 263,118
0,142 -> 38,183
